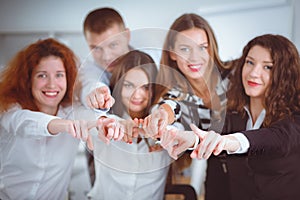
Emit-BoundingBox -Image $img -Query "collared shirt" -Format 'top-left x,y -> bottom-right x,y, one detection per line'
0,105 -> 79,200
230,107 -> 266,154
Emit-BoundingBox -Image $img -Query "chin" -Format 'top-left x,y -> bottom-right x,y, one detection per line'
129,107 -> 144,113
131,109 -> 143,113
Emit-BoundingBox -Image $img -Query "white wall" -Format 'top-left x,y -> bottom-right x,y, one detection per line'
0,0 -> 298,67
202,0 -> 294,60
293,0 -> 300,49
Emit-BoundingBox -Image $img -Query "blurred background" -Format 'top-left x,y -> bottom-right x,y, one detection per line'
0,0 -> 299,68
1,1 -> 299,199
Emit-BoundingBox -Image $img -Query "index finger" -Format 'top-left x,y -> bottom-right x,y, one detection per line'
190,123 -> 206,139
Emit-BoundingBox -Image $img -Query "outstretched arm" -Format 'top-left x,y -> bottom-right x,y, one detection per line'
48,118 -> 96,149
190,124 -> 241,159
47,117 -> 125,150
159,123 -> 242,160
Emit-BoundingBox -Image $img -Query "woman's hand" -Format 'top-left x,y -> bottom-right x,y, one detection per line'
48,118 -> 95,149
94,117 -> 124,144
86,86 -> 115,109
48,117 -> 125,150
118,118 -> 138,144
160,127 -> 196,160
141,108 -> 169,138
190,124 -> 240,159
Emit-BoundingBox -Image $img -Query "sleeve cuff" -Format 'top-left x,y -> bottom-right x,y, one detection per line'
41,115 -> 60,136
93,108 -> 109,118
227,133 -> 250,154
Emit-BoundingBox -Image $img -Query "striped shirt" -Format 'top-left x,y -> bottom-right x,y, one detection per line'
161,72 -> 229,132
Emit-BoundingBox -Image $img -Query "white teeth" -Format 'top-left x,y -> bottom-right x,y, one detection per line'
189,65 -> 201,69
45,92 -> 58,96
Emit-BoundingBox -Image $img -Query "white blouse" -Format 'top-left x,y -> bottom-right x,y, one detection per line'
88,113 -> 172,200
0,105 -> 79,200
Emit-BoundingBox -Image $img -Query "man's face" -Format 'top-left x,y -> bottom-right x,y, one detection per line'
85,24 -> 130,72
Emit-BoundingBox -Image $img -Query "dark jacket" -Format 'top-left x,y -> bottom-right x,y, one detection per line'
205,111 -> 255,200
206,111 -> 300,200
242,111 -> 300,200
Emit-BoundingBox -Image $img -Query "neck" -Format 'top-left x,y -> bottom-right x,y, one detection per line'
129,110 -> 146,119
38,105 -> 58,116
249,98 -> 264,125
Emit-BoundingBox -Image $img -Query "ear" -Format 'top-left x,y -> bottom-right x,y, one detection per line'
169,50 -> 177,61
124,28 -> 131,43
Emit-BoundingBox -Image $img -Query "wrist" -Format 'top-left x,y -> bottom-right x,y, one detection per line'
224,135 -> 241,152
159,103 -> 175,124
158,100 -> 181,124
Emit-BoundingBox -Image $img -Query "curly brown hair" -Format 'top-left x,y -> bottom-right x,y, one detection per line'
0,38 -> 78,113
227,34 -> 300,126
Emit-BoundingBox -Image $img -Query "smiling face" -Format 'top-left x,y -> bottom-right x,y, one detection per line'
31,56 -> 67,115
242,45 -> 273,102
170,28 -> 210,82
85,23 -> 130,72
121,68 -> 150,115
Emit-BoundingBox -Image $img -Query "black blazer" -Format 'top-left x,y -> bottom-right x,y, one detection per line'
241,111 -> 300,200
205,111 -> 255,200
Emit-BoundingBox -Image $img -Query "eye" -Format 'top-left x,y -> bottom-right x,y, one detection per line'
123,82 -> 134,89
245,59 -> 254,66
264,65 -> 273,70
199,45 -> 208,51
91,45 -> 102,52
56,72 -> 66,78
178,45 -> 191,53
37,73 -> 47,78
110,42 -> 119,49
141,84 -> 150,91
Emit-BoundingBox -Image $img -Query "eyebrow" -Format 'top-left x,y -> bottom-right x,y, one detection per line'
178,42 -> 208,46
89,45 -> 99,48
199,42 -> 209,46
34,70 -> 66,73
123,80 -> 134,84
246,56 -> 273,64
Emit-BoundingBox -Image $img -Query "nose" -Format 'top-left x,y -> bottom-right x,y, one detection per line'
189,47 -> 207,62
131,87 -> 146,99
188,49 -> 199,61
47,76 -> 56,88
102,48 -> 113,65
249,64 -> 262,78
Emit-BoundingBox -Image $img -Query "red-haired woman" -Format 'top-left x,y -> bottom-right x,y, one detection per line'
0,38 -> 120,199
